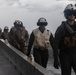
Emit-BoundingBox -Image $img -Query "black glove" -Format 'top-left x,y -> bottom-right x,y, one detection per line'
26,50 -> 30,56
53,56 -> 60,69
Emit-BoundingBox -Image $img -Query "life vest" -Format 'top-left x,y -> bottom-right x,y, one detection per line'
64,22 -> 76,35
14,27 -> 29,49
60,21 -> 76,48
33,28 -> 51,49
15,27 -> 28,41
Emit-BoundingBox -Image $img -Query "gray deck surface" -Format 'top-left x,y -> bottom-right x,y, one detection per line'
0,50 -> 20,75
0,46 -> 75,75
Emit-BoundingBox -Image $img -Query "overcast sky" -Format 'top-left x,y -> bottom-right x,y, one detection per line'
0,0 -> 76,34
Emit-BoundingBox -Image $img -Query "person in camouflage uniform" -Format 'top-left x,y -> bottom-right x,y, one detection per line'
9,20 -> 29,54
0,28 -> 2,39
2,26 -> 9,42
9,20 -> 20,47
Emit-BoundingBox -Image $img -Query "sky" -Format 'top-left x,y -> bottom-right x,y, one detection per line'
0,0 -> 76,34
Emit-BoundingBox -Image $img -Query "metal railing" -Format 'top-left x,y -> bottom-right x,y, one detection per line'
0,39 -> 54,75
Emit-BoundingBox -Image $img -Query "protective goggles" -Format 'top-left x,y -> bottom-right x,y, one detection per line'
64,10 -> 76,16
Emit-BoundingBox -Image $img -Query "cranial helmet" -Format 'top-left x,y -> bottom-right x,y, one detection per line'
37,17 -> 48,26
14,20 -> 23,26
64,4 -> 76,19
4,26 -> 9,30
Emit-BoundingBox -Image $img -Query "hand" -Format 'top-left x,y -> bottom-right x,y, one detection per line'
27,55 -> 32,61
53,61 -> 59,69
16,44 -> 20,49
26,50 -> 30,56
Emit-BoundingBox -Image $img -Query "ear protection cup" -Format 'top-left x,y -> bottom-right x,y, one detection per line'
37,22 -> 48,26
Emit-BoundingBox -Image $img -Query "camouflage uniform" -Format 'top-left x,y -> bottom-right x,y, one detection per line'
9,26 -> 18,47
14,26 -> 29,53
9,20 -> 29,54
2,26 -> 9,42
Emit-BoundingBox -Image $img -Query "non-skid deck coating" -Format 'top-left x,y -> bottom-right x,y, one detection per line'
0,47 -> 75,75
0,50 -> 20,75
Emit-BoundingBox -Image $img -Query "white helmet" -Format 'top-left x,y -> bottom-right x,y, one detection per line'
37,17 -> 48,26
64,4 -> 76,18
64,4 -> 76,11
4,26 -> 9,30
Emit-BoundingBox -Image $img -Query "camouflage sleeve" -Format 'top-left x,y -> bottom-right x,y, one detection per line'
55,25 -> 65,49
49,33 -> 58,57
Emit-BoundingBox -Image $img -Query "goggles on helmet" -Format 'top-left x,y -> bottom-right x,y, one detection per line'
37,17 -> 48,26
14,20 -> 23,27
64,10 -> 75,16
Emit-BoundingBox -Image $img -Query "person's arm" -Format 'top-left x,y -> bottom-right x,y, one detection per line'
53,25 -> 65,69
50,34 -> 58,58
49,33 -> 59,69
27,32 -> 35,56
55,25 -> 65,51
